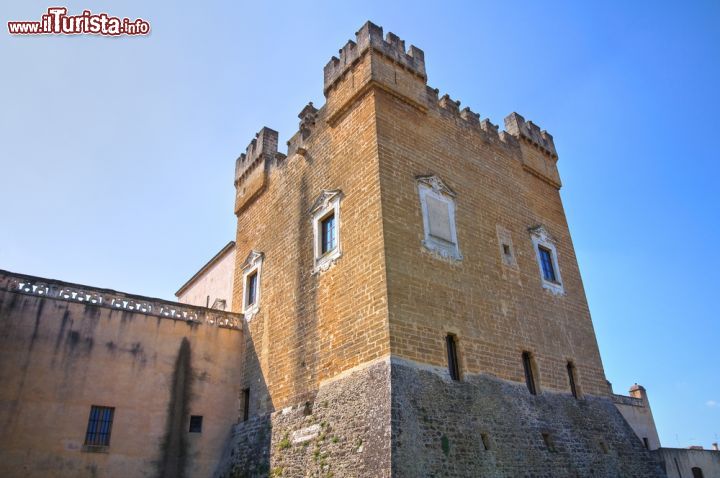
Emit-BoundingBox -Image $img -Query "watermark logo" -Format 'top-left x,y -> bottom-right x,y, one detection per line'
8,7 -> 150,36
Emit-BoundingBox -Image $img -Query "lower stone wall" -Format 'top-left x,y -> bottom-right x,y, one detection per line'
215,359 -> 392,478
391,358 -> 666,477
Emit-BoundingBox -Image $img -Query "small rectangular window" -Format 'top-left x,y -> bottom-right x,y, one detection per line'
321,213 -> 337,254
246,271 -> 258,307
189,415 -> 203,433
481,433 -> 491,451
599,440 -> 609,454
522,351 -> 537,395
446,334 -> 460,381
242,388 -> 250,422
84,405 -> 115,447
542,432 -> 556,452
538,246 -> 557,282
567,361 -> 578,399
643,437 -> 649,449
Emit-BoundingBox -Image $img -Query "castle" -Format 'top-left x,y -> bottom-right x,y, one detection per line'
1,21 -> 718,478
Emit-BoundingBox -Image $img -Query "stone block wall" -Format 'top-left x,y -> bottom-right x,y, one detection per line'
391,359 -> 665,477
215,359 -> 392,478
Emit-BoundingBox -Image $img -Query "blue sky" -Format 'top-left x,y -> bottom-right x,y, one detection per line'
2,0 -> 718,449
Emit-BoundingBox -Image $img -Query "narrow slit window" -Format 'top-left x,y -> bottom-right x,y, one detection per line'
84,405 -> 115,447
567,361 -> 578,399
522,351 -> 537,395
446,334 -> 460,381
481,433 -> 491,451
242,388 -> 250,422
599,440 -> 609,454
643,437 -> 650,449
538,246 -> 557,282
321,213 -> 337,254
542,432 -> 556,452
189,415 -> 203,433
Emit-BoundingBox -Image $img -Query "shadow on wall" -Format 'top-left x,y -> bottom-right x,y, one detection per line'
157,337 -> 192,478
214,327 -> 272,477
291,174 -> 319,406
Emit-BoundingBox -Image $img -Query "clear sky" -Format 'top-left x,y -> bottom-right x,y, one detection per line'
2,0 -> 718,449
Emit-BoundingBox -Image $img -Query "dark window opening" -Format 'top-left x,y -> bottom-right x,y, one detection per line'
84,405 -> 114,447
567,361 -> 578,399
692,467 -> 704,478
522,351 -> 537,395
321,213 -> 337,254
242,388 -> 250,422
503,244 -> 511,256
246,271 -> 258,307
446,334 -> 460,381
538,246 -> 557,282
643,437 -> 649,449
189,415 -> 203,433
599,440 -> 609,454
481,433 -> 491,451
206,295 -> 210,308
541,432 -> 556,452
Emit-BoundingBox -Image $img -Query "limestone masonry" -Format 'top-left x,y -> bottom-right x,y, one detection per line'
1,20 -> 717,478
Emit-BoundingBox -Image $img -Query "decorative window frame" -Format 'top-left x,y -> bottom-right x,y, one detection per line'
309,189 -> 343,274
240,250 -> 263,319
529,225 -> 564,295
417,175 -> 462,261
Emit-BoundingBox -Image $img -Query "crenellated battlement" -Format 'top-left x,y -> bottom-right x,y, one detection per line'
234,127 -> 279,187
423,86 -> 505,143
504,112 -> 557,158
323,21 -> 426,95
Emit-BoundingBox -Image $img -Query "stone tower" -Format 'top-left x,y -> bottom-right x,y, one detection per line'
219,21 -> 664,477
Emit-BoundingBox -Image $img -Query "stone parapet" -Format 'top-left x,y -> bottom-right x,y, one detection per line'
0,269 -> 243,330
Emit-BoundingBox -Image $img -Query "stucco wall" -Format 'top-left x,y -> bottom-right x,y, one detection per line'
0,283 -> 243,478
177,246 -> 235,311
613,389 -> 662,451
655,447 -> 720,478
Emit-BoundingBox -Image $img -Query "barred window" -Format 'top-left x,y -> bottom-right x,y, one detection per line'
84,405 -> 114,447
